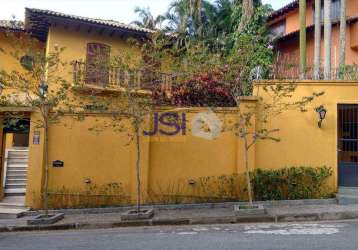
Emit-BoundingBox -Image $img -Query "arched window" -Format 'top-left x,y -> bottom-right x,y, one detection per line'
20,55 -> 34,71
85,43 -> 111,86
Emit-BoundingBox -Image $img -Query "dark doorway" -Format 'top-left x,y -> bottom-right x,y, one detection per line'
3,117 -> 30,147
338,105 -> 358,187
1,117 -> 30,196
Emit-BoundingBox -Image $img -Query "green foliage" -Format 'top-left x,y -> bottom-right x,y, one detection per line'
46,183 -> 130,209
338,64 -> 358,80
148,174 -> 247,204
251,166 -> 334,201
133,0 -> 274,97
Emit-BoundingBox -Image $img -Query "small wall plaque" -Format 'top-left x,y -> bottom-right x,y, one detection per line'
33,131 -> 40,145
52,160 -> 64,168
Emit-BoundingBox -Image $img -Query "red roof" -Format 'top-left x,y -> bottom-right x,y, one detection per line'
268,0 -> 299,21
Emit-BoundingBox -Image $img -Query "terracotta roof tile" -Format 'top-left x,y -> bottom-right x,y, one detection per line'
268,0 -> 299,21
276,16 -> 358,41
25,8 -> 154,34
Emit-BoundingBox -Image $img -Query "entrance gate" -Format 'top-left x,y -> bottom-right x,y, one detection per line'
338,104 -> 358,187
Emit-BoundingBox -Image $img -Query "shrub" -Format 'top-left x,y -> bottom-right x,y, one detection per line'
46,183 -> 131,209
251,166 -> 333,201
153,72 -> 235,107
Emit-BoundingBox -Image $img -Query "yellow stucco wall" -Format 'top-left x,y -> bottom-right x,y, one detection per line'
19,79 -> 358,209
0,32 -> 26,73
24,106 -> 255,209
46,25 -> 141,85
253,81 -> 358,193
1,23 -> 350,209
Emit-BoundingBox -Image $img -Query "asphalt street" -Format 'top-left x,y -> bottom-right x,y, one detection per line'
1,220 -> 358,250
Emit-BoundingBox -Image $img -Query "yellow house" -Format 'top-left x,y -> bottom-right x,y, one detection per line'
0,8 -> 355,210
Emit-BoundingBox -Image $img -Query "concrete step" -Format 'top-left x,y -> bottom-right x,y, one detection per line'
6,178 -> 27,183
337,194 -> 358,205
0,203 -> 27,209
0,207 -> 28,219
4,188 -> 26,194
6,170 -> 27,173
0,196 -> 28,219
338,187 -> 358,196
5,184 -> 26,189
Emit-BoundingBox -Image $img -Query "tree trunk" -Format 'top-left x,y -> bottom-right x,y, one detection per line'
244,137 -> 253,205
299,0 -> 307,79
135,125 -> 141,214
237,0 -> 254,32
314,0 -> 321,80
190,0 -> 203,36
42,112 -> 49,215
339,0 -> 347,79
324,0 -> 332,79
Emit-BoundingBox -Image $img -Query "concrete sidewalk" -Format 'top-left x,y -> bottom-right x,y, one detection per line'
3,200 -> 358,232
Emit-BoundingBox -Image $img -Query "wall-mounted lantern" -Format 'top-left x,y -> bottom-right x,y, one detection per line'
39,81 -> 48,98
315,105 -> 327,128
188,179 -> 196,185
84,178 -> 91,184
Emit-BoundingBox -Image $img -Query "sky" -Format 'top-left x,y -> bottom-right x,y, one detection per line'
0,0 -> 292,24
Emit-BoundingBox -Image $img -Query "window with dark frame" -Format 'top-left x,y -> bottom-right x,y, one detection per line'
270,20 -> 286,38
85,43 -> 111,86
313,0 -> 341,22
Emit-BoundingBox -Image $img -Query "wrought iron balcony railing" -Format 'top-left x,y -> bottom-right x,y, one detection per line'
255,63 -> 358,81
72,60 -> 175,92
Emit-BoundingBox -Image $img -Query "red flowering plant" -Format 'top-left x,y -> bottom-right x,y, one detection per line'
153,71 -> 235,107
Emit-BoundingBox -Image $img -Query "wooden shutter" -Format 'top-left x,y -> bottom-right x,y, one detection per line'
85,43 -> 111,86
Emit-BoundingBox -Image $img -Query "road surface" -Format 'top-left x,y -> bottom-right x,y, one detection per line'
1,220 -> 358,249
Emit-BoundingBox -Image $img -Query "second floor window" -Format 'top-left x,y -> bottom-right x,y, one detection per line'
314,0 -> 341,22
85,43 -> 111,86
270,20 -> 286,38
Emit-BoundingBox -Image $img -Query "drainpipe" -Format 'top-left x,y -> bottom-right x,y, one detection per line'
324,0 -> 332,79
314,0 -> 321,80
299,0 -> 307,79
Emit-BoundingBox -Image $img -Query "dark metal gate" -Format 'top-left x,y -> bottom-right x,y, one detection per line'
338,105 -> 358,187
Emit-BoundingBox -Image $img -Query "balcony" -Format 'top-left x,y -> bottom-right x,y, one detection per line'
72,60 -> 174,94
264,63 -> 358,80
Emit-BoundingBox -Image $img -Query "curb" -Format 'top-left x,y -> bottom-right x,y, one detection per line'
23,199 -> 337,217
2,210 -> 358,233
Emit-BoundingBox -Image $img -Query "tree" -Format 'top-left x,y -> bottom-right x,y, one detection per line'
314,0 -> 321,80
230,84 -> 323,205
339,0 -> 347,78
79,39 -> 160,215
149,33 -> 324,205
0,31 -> 76,214
162,0 -> 214,40
237,0 -> 254,32
299,0 -> 307,79
150,30 -> 323,204
132,7 -> 164,30
324,0 -> 332,79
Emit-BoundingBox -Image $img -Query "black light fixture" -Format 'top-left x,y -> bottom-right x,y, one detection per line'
39,81 -> 48,98
315,105 -> 327,128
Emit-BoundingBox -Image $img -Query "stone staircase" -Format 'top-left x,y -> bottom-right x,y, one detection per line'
4,149 -> 29,195
0,196 -> 29,219
337,187 -> 358,205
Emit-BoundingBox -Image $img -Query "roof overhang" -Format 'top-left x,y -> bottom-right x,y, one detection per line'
0,107 -> 35,113
275,16 -> 358,42
25,8 -> 153,42
268,0 -> 299,22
